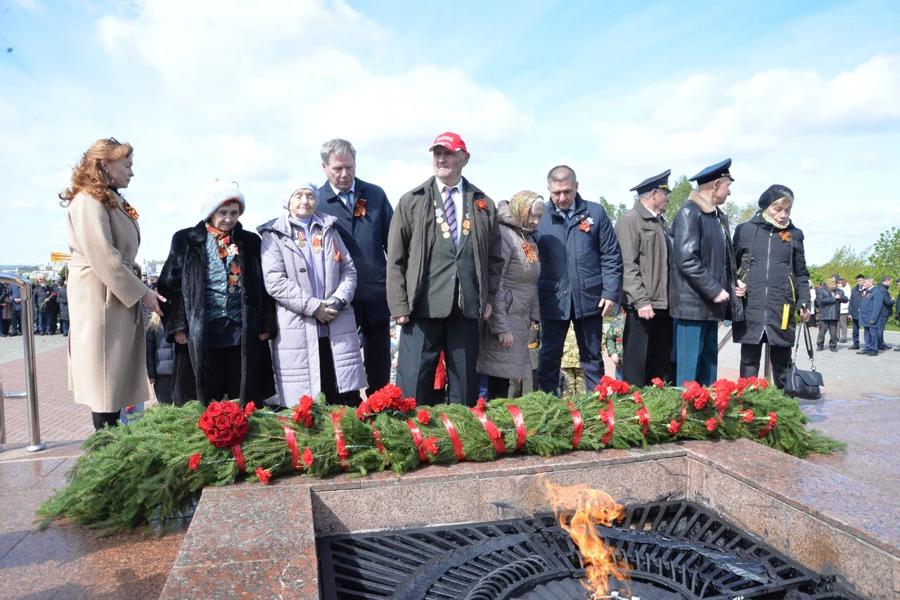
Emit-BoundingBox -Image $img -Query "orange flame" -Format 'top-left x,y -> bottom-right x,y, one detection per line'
545,481 -> 629,597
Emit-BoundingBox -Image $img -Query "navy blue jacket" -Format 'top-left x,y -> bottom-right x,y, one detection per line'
866,283 -> 895,325
317,178 -> 393,324
533,195 -> 622,320
848,284 -> 865,319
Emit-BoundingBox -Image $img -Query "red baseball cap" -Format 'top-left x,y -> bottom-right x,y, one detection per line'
428,131 -> 468,153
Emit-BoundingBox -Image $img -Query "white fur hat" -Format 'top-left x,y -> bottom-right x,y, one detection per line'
202,180 -> 245,220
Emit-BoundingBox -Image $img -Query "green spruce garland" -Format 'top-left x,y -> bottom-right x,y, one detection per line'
37,377 -> 842,534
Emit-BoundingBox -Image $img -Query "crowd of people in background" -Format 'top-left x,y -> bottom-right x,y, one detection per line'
11,134 -> 897,431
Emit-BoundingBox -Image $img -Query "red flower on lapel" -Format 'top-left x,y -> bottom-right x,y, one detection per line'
578,220 -> 591,233
121,200 -> 140,222
474,197 -> 488,211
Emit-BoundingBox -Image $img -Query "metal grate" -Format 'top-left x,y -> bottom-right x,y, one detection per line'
317,499 -> 861,600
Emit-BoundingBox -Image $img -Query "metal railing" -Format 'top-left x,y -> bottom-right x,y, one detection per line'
0,274 -> 46,452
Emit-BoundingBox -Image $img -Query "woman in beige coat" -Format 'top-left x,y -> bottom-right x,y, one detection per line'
60,138 -> 164,430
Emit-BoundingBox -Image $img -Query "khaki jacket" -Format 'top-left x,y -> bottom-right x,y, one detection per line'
386,176 -> 502,318
67,191 -> 150,412
614,201 -> 670,310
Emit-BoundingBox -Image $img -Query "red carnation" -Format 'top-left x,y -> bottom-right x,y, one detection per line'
293,395 -> 315,427
705,417 -> 718,432
758,379 -> 769,389
416,409 -> 431,425
244,401 -> 256,417
368,391 -> 390,412
476,397 -> 486,412
255,466 -> 272,485
397,396 -> 417,412
739,408 -> 755,423
668,419 -> 681,435
188,453 -> 202,471
421,436 -> 439,457
301,447 -> 314,468
636,406 -> 650,435
651,377 -> 665,389
632,391 -> 643,404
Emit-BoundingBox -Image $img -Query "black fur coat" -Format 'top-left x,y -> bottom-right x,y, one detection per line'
158,221 -> 276,405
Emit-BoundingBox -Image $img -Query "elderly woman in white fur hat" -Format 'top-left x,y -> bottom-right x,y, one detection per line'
157,181 -> 276,406
258,181 -> 366,407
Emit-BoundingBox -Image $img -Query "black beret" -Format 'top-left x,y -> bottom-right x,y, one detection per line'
758,184 -> 794,210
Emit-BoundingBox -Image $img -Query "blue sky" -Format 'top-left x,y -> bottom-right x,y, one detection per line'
2,0 -> 899,266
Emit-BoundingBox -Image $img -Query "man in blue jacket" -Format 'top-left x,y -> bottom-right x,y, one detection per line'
317,139 -> 393,394
857,277 -> 879,355
534,165 -> 622,395
873,275 -> 895,350
847,273 -> 866,350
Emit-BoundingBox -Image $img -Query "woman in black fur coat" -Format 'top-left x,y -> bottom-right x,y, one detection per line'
158,182 -> 276,406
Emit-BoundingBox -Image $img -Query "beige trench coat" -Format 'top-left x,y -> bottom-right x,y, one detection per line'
67,191 -> 150,412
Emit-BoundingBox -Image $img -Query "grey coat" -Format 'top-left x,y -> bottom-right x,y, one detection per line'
259,213 -> 366,407
476,201 -> 541,379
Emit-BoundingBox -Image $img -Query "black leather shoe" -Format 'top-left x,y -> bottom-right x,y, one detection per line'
830,348 -> 838,352
856,350 -> 876,355
849,345 -> 860,350
816,345 -> 824,351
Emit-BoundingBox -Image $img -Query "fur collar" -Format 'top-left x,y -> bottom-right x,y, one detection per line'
688,191 -> 717,214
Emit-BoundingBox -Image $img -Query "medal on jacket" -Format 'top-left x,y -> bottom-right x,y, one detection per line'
227,261 -> 241,294
462,213 -> 471,236
295,230 -> 307,249
311,233 -> 324,253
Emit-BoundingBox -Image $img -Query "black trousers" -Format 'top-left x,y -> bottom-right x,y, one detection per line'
397,302 -> 479,406
354,308 -> 391,395
739,339 -> 792,389
622,308 -> 673,386
485,376 -> 510,400
318,337 -> 362,406
206,345 -> 242,402
153,375 -> 175,405
91,411 -> 119,430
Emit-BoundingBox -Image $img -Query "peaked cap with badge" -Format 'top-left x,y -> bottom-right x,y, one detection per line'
689,158 -> 734,185
630,169 -> 672,195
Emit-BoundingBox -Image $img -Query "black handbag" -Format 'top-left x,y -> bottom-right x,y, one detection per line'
783,322 -> 824,399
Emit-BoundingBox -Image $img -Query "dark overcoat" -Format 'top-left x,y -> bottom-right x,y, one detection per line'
532,195 -> 622,320
317,178 -> 393,325
157,221 -> 276,406
731,214 -> 810,347
815,286 -> 847,321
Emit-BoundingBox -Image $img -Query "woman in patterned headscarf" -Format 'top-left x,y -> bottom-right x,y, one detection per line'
476,191 -> 544,398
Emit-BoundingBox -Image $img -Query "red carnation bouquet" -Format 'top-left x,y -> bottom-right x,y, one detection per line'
197,401 -> 250,448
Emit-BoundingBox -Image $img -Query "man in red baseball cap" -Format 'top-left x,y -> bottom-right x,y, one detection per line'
386,132 -> 503,406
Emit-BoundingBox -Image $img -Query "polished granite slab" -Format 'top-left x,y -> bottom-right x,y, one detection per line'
160,440 -> 900,600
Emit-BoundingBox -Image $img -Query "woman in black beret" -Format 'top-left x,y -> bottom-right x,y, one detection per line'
731,185 -> 811,388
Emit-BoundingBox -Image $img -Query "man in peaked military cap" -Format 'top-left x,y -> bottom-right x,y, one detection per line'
669,159 -> 745,386
614,169 -> 674,386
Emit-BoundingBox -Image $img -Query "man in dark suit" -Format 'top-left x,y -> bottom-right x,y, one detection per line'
386,132 -> 503,405
317,139 -> 393,395
848,273 -> 866,350
534,165 -> 622,394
